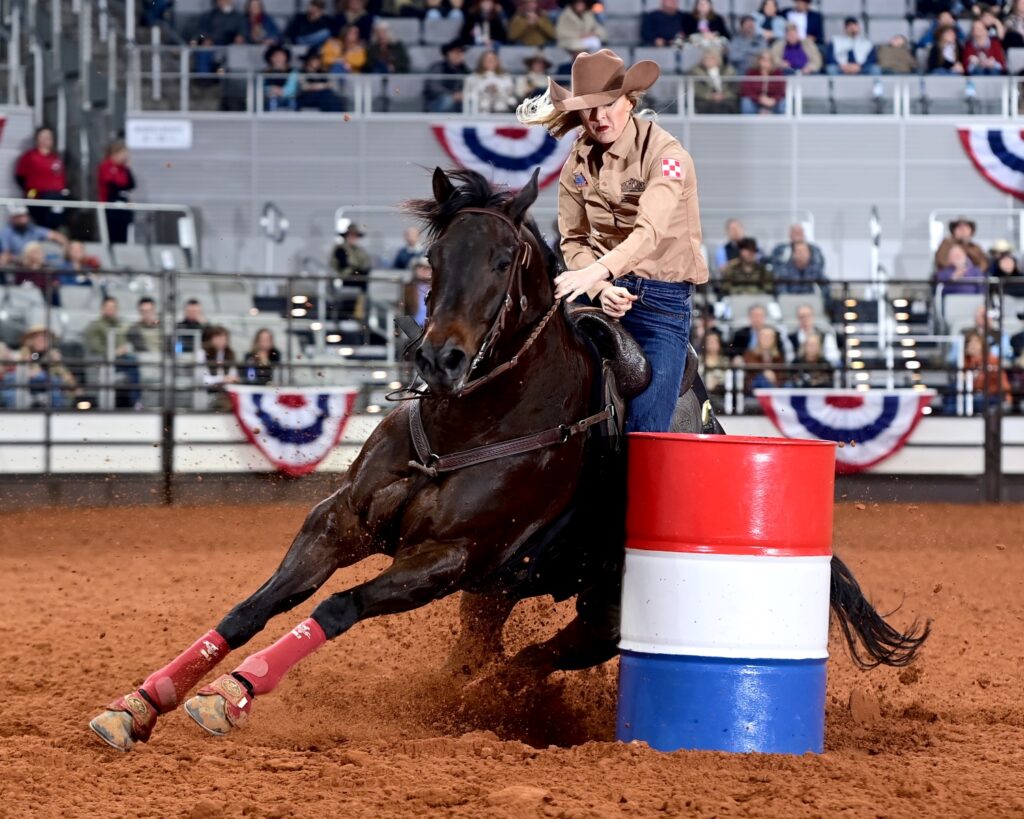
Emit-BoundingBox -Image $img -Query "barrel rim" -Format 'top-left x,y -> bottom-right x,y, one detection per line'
628,432 -> 836,449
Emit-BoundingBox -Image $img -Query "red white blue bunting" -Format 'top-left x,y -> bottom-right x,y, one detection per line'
227,386 -> 358,476
756,389 -> 935,473
958,126 -> 1024,200
432,124 -> 574,190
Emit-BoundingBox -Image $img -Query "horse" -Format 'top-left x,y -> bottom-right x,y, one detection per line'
89,167 -> 928,752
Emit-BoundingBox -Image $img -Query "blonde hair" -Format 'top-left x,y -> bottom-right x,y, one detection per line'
516,90 -> 652,138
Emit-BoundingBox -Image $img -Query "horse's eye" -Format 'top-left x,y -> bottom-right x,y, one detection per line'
495,259 -> 512,273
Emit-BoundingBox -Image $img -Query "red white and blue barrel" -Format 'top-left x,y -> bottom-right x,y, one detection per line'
617,433 -> 836,755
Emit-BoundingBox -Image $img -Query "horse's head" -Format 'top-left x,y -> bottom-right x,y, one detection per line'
406,167 -> 544,396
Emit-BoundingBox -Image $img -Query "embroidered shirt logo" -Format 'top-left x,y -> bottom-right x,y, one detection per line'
621,178 -> 646,194
662,158 -> 683,179
573,172 -> 588,188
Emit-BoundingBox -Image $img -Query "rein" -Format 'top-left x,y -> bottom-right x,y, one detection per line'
401,205 -> 613,479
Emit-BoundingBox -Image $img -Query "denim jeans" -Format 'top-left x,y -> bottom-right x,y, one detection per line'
615,275 -> 693,433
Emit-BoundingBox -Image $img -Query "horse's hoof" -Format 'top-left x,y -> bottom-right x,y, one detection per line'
89,709 -> 136,752
89,691 -> 159,751
183,674 -> 252,737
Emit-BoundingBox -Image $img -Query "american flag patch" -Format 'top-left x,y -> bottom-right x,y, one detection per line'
573,172 -> 587,188
662,158 -> 683,179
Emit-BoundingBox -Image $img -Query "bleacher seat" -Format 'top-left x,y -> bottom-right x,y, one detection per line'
864,0 -> 909,13
111,244 -> 154,272
58,285 -> 100,312
173,0 -> 207,13
605,17 -> 641,45
386,17 -> 422,46
380,75 -> 426,113
408,45 -> 439,72
731,0 -> 761,15
797,75 -> 833,114
778,291 -> 826,326
225,45 -> 264,73
41,240 -> 65,262
423,17 -> 460,45
679,44 -> 704,73
832,76 -> 888,114
262,0 -> 298,14
613,0 -> 645,14
723,293 -> 777,323
825,0 -> 864,16
1008,48 -> 1024,76
210,279 -> 254,315
823,16 -> 851,42
83,242 -> 113,269
940,293 -> 984,332
498,45 -> 547,71
633,46 -> 680,76
866,17 -> 909,43
151,245 -> 190,271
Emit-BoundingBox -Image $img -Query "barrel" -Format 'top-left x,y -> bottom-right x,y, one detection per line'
616,433 -> 836,755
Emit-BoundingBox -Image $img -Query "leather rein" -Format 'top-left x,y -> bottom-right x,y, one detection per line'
405,206 -> 613,479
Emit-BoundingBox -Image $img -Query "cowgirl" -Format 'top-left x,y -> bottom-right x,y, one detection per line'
518,49 -> 709,432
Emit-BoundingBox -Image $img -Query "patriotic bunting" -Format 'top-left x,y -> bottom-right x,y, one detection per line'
432,124 -> 574,190
958,126 -> 1024,200
227,386 -> 358,476
756,389 -> 935,473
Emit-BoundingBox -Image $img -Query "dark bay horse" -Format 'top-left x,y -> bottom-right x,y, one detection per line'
89,168 -> 928,752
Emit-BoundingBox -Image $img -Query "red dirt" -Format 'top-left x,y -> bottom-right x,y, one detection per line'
1,502 -> 1023,818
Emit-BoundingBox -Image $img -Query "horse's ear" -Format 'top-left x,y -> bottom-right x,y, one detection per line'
432,167 -> 455,204
505,167 -> 540,224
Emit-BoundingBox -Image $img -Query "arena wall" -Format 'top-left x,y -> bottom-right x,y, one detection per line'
123,113 -> 1019,277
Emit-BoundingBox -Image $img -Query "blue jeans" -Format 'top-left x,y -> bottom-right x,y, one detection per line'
615,275 -> 693,433
740,97 -> 785,115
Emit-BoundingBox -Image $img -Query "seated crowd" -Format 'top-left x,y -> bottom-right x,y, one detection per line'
159,0 -> 1024,113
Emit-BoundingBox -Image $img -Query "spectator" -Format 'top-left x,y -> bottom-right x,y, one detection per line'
242,328 -> 281,385
508,0 -> 555,46
826,17 -> 880,76
262,45 -> 299,111
954,303 -> 1013,362
691,49 -> 739,114
96,140 -> 136,244
729,15 -> 767,73
190,0 -> 245,74
517,53 -> 553,97
775,240 -> 827,294
730,304 -> 792,360
755,0 -> 786,43
323,25 -> 368,73
0,326 -> 77,409
963,329 -> 1012,406
1006,0 -> 1024,49
58,241 -> 100,286
424,0 -> 467,21
686,0 -> 731,52
989,240 -> 1024,297
699,330 -> 728,399
743,326 -> 786,391
404,255 -> 432,325
393,227 -> 424,269
690,302 -> 722,351
14,126 -> 70,231
425,41 -> 470,113
556,0 -> 606,53
460,0 -> 508,46
0,205 -> 67,265
789,303 -> 839,366
202,326 -> 240,410
771,223 -> 823,269
935,216 -> 988,269
176,298 -> 208,353
789,332 -> 833,387
927,24 -> 965,74
722,237 -> 774,293
916,10 -> 961,50
128,296 -> 163,354
936,244 -> 985,295
1012,309 -> 1024,362
782,0 -> 822,43
978,6 -> 1005,44
715,218 -> 746,270
464,49 -> 517,112
877,34 -> 918,75
964,19 -> 1006,75
298,53 -> 346,110
367,20 -> 410,74
641,0 -> 688,47
771,22 -> 822,74
12,242 -> 57,299
740,50 -> 786,115
332,223 -> 373,279
285,0 -> 335,48
335,0 -> 375,42
241,0 -> 282,44
84,296 -> 141,408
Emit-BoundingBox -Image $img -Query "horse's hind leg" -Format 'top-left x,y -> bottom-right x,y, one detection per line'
182,540 -> 469,737
89,492 -> 367,752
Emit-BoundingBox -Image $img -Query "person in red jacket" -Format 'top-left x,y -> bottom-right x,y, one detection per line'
963,19 -> 1005,75
14,126 -> 70,230
96,140 -> 137,244
741,49 -> 786,114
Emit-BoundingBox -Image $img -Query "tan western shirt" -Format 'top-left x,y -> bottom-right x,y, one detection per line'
558,117 -> 709,285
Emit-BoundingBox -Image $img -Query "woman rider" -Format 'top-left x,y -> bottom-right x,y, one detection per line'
517,49 -> 709,432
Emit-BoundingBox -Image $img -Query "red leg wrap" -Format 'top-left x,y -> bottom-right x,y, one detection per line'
233,618 -> 327,696
139,629 -> 230,712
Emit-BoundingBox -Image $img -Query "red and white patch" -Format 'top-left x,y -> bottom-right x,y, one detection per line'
661,158 -> 683,179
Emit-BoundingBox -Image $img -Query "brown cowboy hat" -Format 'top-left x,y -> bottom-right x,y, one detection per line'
548,49 -> 659,112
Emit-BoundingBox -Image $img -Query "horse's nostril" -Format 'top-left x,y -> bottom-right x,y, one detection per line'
415,347 -> 434,374
440,348 -> 466,376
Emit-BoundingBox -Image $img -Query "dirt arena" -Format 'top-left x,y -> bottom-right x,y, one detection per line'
1,501 -> 1023,818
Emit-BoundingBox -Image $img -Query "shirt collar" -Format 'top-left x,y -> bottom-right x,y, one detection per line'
605,116 -> 638,160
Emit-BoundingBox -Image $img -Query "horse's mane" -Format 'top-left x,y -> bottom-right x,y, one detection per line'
403,169 -> 560,278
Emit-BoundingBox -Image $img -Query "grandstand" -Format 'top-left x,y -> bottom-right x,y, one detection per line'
0,0 -> 1023,491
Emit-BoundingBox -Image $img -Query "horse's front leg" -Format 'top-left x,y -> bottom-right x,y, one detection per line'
89,491 -> 371,752
182,539 -> 471,737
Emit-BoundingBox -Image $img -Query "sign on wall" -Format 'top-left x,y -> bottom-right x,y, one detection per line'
126,118 -> 194,150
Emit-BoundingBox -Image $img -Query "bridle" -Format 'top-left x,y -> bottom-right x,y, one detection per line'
425,206 -> 561,397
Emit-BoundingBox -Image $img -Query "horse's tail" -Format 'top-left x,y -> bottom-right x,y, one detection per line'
829,553 -> 930,668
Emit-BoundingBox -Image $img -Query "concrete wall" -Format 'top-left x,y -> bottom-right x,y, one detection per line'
0,108 -> 41,198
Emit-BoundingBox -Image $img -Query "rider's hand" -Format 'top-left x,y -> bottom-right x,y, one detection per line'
599,285 -> 637,319
554,262 -> 611,302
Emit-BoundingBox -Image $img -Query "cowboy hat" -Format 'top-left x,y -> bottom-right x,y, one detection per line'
21,324 -> 52,344
523,52 -> 552,70
548,49 -> 659,112
990,238 -> 1014,255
